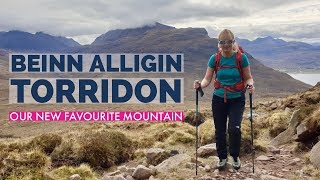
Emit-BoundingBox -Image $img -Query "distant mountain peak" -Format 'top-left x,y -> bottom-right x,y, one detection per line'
253,36 -> 287,46
264,36 -> 274,39
0,30 -> 80,51
5,30 -> 30,35
256,36 -> 274,41
144,22 -> 175,30
8,30 -> 24,33
256,36 -> 286,42
92,22 -> 209,46
235,35 -> 319,71
35,31 -> 45,34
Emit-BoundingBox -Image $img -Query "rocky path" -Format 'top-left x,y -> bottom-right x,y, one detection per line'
98,145 -> 309,180
191,146 -> 305,180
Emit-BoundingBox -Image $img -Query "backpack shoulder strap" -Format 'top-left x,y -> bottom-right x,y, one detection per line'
238,45 -> 244,53
236,51 -> 244,81
214,51 -> 222,74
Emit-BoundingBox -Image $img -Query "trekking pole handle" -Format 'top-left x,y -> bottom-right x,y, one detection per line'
242,84 -> 251,94
197,87 -> 204,97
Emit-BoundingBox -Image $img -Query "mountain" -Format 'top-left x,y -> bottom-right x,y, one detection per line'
92,22 -> 175,45
70,23 -> 311,99
0,30 -> 80,51
236,36 -> 320,72
310,42 -> 320,47
0,24 -> 311,99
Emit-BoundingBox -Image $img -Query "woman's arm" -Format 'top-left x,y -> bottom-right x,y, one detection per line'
242,65 -> 255,93
194,67 -> 214,89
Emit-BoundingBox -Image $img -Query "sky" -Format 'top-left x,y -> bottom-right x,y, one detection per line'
0,0 -> 319,45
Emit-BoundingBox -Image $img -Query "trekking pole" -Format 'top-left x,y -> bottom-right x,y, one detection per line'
196,87 -> 204,176
249,92 -> 255,173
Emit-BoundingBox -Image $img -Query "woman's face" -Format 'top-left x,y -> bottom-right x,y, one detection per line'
219,34 -> 234,53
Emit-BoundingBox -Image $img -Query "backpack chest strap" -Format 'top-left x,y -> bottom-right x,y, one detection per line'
216,65 -> 238,71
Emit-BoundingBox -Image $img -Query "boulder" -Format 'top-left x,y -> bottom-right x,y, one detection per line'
148,165 -> 157,175
155,154 -> 191,173
68,174 -> 81,180
146,148 -> 170,165
117,165 -> 128,173
270,109 -> 300,146
295,122 -> 319,142
132,165 -> 153,180
284,107 -> 291,113
267,145 -> 280,154
204,165 -> 211,172
256,155 -> 271,161
126,175 -> 135,180
127,167 -> 136,175
197,143 -> 217,157
310,140 -> 320,168
269,103 -> 278,110
296,122 -> 308,137
107,170 -> 121,176
288,158 -> 301,166
102,174 -> 126,180
113,175 -> 126,180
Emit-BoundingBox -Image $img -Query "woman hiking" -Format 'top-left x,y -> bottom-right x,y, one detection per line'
194,29 -> 254,170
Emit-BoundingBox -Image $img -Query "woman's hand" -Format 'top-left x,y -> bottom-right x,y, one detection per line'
194,80 -> 201,89
247,84 -> 255,94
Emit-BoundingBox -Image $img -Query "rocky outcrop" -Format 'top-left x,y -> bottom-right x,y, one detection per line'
295,122 -> 313,141
295,121 -> 320,142
270,109 -> 300,146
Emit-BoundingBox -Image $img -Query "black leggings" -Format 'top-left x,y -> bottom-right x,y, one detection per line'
212,94 -> 245,160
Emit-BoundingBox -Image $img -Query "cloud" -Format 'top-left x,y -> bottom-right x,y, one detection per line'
0,0 -> 318,44
204,0 -> 320,43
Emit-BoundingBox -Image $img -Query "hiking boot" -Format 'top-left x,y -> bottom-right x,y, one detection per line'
232,157 -> 241,170
217,158 -> 227,170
